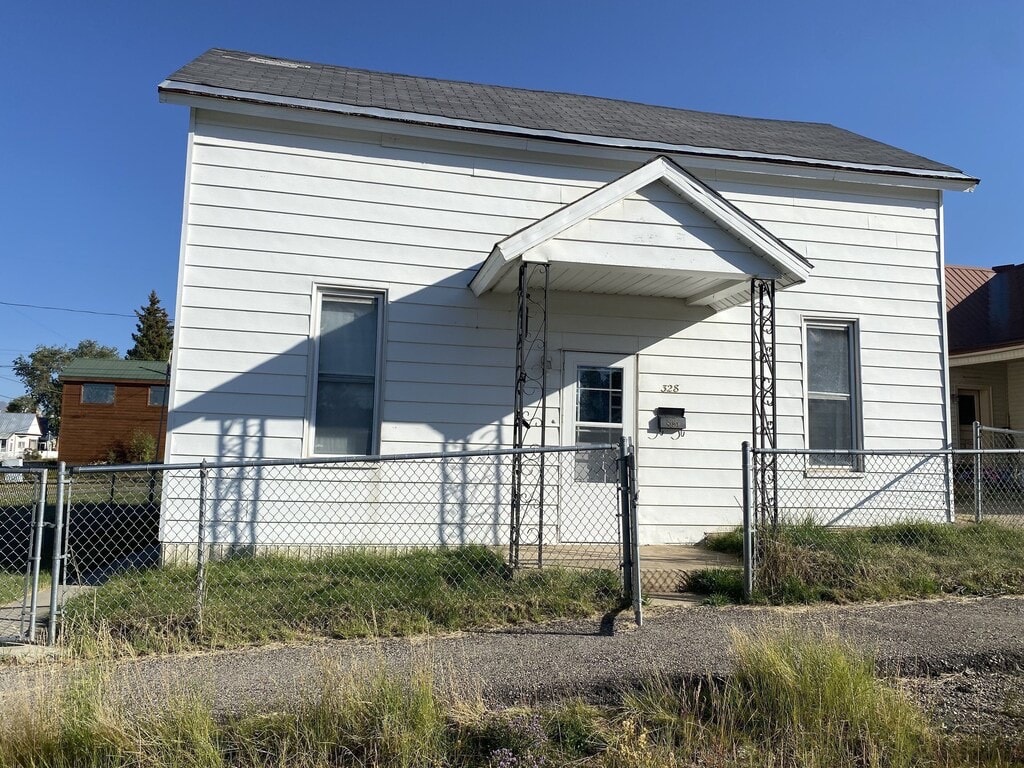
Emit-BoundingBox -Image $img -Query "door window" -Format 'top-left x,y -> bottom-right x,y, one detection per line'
574,364 -> 624,482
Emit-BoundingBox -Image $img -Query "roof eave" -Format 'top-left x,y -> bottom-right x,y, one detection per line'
158,81 -> 980,191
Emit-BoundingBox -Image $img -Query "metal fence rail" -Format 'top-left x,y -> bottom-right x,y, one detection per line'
45,444 -> 629,649
744,444 -> 1024,601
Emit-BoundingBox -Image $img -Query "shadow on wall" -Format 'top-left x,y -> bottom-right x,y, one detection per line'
162,280 -> 710,550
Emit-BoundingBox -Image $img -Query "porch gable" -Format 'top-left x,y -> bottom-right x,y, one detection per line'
469,156 -> 812,311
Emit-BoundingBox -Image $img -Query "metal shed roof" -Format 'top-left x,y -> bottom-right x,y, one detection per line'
60,359 -> 169,382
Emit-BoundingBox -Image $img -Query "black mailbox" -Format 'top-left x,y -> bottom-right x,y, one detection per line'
655,407 -> 686,432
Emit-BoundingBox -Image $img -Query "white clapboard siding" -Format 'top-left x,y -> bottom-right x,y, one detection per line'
166,110 -> 947,544
1009,362 -> 1024,432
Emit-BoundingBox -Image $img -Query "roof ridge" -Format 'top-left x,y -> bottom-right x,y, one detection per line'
205,48 -> 840,131
162,48 -> 975,180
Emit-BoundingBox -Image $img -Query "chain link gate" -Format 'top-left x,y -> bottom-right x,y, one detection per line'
0,466 -> 48,643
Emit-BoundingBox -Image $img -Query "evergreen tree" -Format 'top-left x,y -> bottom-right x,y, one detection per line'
126,291 -> 173,361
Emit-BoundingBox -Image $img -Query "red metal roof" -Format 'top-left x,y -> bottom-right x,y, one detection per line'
946,265 -> 995,311
946,263 -> 1024,354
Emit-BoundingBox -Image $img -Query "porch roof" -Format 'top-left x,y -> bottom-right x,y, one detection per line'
469,156 -> 811,312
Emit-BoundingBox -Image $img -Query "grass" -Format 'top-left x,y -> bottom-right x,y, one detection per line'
686,521 -> 1024,606
0,571 -> 28,604
701,528 -> 743,556
63,545 -> 622,655
683,567 -> 745,605
755,520 -> 1024,604
3,628 -> 1021,767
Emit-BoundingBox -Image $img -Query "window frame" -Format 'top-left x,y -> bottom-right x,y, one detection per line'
148,385 -> 168,407
307,287 -> 387,457
81,382 -> 116,405
803,318 -> 863,470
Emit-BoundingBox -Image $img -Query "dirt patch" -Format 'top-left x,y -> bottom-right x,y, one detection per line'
904,667 -> 1024,736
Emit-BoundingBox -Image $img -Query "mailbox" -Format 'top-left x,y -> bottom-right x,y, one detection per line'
655,407 -> 686,432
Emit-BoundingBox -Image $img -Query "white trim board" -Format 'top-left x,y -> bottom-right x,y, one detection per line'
469,155 -> 812,307
950,344 -> 1024,367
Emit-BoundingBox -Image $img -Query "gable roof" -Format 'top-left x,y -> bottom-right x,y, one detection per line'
946,263 -> 1024,355
161,49 -> 976,185
471,155 -> 810,304
60,359 -> 169,383
0,413 -> 39,439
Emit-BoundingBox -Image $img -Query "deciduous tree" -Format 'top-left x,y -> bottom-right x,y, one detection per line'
10,340 -> 119,432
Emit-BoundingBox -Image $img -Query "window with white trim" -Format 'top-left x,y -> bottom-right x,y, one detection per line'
149,386 -> 168,407
311,292 -> 383,456
806,321 -> 860,467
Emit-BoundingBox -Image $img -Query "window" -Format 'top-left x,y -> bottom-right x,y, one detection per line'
149,386 -> 168,407
311,292 -> 383,455
82,383 -> 115,404
806,321 -> 860,467
574,365 -> 624,482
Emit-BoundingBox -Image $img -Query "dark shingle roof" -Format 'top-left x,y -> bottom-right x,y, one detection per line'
162,49 -> 972,180
946,263 -> 1024,354
60,359 -> 169,383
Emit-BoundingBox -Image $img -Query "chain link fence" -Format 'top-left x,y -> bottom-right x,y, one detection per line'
53,445 -> 628,651
969,424 -> 1024,521
745,445 -> 1024,602
0,466 -> 46,642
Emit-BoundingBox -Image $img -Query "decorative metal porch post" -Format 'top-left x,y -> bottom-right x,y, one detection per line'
510,262 -> 549,568
750,278 -> 779,527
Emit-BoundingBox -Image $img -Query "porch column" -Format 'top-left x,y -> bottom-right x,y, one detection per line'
510,262 -> 549,567
750,277 -> 778,526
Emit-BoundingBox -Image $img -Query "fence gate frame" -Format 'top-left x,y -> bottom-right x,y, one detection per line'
618,436 -> 641,625
0,466 -> 48,643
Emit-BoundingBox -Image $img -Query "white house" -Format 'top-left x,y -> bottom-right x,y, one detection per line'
158,49 -> 977,546
0,413 -> 43,460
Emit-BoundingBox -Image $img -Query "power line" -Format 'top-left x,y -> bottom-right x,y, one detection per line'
0,300 -> 134,318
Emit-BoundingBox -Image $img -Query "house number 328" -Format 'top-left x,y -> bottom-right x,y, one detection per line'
660,384 -> 680,393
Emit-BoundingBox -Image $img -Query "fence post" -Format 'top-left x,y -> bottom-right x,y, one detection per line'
196,461 -> 209,633
973,420 -> 982,523
47,462 -> 67,646
26,468 -> 48,642
618,437 -> 634,606
943,451 -> 954,524
741,442 -> 754,601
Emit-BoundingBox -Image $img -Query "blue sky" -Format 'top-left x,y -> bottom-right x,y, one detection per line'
1,0 -> 1021,402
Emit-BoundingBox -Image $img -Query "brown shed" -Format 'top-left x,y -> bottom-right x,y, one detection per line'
58,359 -> 169,464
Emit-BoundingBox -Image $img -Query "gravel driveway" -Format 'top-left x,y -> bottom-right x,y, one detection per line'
4,596 -> 1024,724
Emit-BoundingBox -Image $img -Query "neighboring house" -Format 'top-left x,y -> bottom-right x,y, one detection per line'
158,49 -> 977,544
58,359 -> 169,464
0,413 -> 42,460
946,263 -> 1024,447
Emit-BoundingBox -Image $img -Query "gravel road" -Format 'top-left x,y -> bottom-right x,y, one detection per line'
4,597 -> 1024,721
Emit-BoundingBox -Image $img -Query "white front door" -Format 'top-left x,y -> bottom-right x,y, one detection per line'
559,352 -> 636,543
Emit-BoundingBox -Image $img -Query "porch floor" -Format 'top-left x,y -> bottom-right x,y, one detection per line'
517,543 -> 741,595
